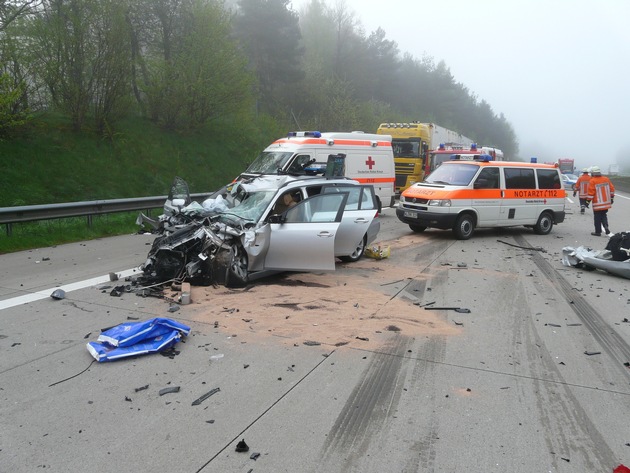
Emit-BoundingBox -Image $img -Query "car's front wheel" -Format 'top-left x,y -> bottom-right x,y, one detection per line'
339,235 -> 367,263
453,213 -> 475,240
409,224 -> 427,233
226,243 -> 249,287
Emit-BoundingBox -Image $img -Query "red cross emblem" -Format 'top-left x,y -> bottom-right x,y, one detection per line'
365,156 -> 375,170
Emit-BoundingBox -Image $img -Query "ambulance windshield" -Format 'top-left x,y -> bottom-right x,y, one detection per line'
425,163 -> 479,186
245,151 -> 294,174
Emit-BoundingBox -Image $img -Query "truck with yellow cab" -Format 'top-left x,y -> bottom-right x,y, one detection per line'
376,122 -> 474,193
396,156 -> 566,239
241,131 -> 396,211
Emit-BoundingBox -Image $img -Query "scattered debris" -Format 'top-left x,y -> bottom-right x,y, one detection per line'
546,323 -> 562,327
159,386 -> 180,396
562,238 -> 630,279
584,351 -> 601,356
235,439 -> 249,453
497,239 -> 546,253
134,385 -> 149,392
355,336 -> 369,341
303,340 -> 321,346
335,341 -> 349,347
424,306 -> 471,313
167,304 -> 180,313
50,289 -> 65,300
191,387 -> 220,406
385,325 -> 401,332
86,318 -> 190,362
365,244 -> 390,260
210,354 -> 224,361
109,272 -> 119,282
250,452 -> 261,461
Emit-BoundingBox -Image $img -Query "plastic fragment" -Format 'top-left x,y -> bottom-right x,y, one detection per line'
546,323 -> 562,327
235,439 -> 249,453
355,336 -> 369,341
303,340 -> 321,346
168,304 -> 180,313
250,452 -> 261,461
191,387 -> 220,406
51,289 -> 66,300
584,351 -> 601,356
159,386 -> 180,396
135,385 -> 149,392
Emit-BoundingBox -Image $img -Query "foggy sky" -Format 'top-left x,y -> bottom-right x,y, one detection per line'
292,0 -> 630,172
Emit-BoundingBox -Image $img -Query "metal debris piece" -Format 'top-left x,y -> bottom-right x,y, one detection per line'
546,323 -> 562,327
51,289 -> 66,300
334,341 -> 349,347
168,304 -> 180,312
250,452 -> 261,461
235,439 -> 249,453
584,351 -> 601,356
191,387 -> 220,406
159,386 -> 180,396
303,340 -> 321,346
355,336 -> 369,341
135,385 -> 149,392
424,306 -> 471,313
109,272 -> 119,281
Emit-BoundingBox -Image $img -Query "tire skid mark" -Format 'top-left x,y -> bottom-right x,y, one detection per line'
320,335 -> 411,466
514,234 -> 630,379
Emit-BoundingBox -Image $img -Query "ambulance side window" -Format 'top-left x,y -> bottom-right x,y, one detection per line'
536,169 -> 562,189
504,168 -> 536,189
474,167 -> 500,189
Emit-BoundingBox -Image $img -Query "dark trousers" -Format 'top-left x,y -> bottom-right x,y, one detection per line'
579,198 -> 588,211
593,209 -> 609,234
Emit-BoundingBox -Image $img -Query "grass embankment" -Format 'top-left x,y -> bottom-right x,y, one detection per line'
0,113 -> 284,254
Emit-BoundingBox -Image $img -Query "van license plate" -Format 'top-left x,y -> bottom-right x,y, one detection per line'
403,211 -> 417,218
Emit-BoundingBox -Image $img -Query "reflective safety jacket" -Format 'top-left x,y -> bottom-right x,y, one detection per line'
574,173 -> 591,198
587,176 -> 615,211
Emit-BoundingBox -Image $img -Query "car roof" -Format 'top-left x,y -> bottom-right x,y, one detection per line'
442,160 -> 558,169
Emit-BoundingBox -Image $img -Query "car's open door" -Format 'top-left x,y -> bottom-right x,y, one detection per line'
263,192 -> 349,271
320,184 -> 378,256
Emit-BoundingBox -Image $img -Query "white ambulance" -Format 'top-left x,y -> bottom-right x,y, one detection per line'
397,156 -> 566,239
240,131 -> 396,210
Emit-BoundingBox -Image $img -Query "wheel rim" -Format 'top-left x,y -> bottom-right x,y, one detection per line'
231,245 -> 248,280
460,219 -> 472,237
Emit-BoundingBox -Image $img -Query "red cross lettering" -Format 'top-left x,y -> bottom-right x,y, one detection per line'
365,156 -> 375,170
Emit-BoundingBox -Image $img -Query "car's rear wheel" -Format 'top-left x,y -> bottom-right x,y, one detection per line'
339,235 -> 367,263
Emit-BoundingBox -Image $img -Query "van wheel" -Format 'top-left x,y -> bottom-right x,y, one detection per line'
339,235 -> 366,263
409,224 -> 427,233
453,213 -> 475,240
376,197 -> 382,214
533,212 -> 554,235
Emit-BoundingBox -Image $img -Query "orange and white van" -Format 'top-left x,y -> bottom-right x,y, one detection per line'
240,131 -> 396,210
397,156 -> 566,239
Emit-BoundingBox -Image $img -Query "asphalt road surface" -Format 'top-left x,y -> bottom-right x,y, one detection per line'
1,192 -> 629,472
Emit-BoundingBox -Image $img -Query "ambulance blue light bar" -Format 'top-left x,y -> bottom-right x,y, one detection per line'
288,131 -> 322,138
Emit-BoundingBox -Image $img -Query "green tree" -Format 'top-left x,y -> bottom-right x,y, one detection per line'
0,71 -> 29,137
27,0 -> 133,132
233,0 -> 304,114
129,0 -> 255,130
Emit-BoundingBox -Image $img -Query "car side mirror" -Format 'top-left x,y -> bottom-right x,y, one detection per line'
268,214 -> 285,224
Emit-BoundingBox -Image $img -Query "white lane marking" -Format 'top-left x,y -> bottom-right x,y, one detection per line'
0,268 -> 140,311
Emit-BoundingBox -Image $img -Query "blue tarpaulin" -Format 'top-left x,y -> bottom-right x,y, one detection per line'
87,317 -> 190,362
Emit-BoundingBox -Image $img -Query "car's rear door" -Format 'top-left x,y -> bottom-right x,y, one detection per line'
320,184 -> 378,256
263,192 -> 349,271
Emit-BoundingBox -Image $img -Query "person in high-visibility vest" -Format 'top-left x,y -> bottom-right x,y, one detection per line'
586,166 -> 615,236
572,168 -> 591,214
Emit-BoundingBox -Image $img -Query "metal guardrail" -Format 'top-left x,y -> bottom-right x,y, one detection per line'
0,193 -> 213,236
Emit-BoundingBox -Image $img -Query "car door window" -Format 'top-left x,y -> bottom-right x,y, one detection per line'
283,193 -> 348,223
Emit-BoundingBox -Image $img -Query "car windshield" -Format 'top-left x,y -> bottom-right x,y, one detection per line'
219,188 -> 277,222
245,151 -> 294,174
425,163 -> 479,186
564,174 -> 578,181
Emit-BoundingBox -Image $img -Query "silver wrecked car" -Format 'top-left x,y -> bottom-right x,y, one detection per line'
139,175 -> 381,286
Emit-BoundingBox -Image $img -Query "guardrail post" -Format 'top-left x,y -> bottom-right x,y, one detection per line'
5,223 -> 11,236
87,215 -> 93,227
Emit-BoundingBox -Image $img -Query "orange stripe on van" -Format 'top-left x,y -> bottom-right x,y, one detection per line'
274,138 -> 392,147
404,188 -> 565,199
354,177 -> 395,184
